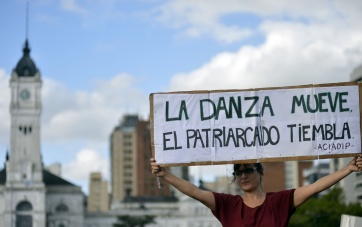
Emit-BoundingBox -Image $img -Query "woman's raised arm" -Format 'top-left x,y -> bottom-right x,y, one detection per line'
150,158 -> 216,211
294,155 -> 362,208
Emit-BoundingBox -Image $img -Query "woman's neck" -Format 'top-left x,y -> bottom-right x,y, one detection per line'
242,190 -> 266,208
243,189 -> 265,199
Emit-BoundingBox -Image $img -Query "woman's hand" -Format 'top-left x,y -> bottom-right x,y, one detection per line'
150,158 -> 166,177
347,154 -> 362,172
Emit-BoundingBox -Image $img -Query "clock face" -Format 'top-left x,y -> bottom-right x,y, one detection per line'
20,89 -> 31,100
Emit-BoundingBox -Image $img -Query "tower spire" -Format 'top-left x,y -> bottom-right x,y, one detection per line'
26,0 -> 29,40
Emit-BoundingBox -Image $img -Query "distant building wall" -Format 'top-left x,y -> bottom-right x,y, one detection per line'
111,115 -> 174,207
110,115 -> 138,202
88,172 -> 109,212
338,63 -> 362,204
136,120 -> 172,197
262,162 -> 286,192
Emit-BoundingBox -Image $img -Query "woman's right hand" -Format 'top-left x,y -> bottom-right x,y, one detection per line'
150,158 -> 166,177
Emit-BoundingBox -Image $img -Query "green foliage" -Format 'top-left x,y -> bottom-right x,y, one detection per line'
113,215 -> 155,227
289,187 -> 362,227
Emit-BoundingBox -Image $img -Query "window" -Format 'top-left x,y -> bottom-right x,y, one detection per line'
18,125 -> 32,135
56,204 -> 69,213
16,201 -> 32,211
356,183 -> 362,190
16,201 -> 33,227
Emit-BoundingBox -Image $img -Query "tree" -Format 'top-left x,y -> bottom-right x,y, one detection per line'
289,187 -> 362,227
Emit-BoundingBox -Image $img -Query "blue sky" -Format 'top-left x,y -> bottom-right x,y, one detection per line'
1,0 -> 362,194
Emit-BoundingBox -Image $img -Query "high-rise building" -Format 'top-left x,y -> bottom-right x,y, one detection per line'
110,115 -> 138,202
88,172 -> 109,212
135,120 -> 172,196
110,115 -> 175,204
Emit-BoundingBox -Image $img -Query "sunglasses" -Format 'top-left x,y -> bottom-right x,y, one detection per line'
233,167 -> 257,177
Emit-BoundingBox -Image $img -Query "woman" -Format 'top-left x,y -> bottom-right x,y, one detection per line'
150,155 -> 362,226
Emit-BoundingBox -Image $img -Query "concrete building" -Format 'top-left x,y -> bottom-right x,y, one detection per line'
328,63 -> 362,204
0,40 -> 84,227
203,176 -> 239,195
135,120 -> 175,197
88,172 -> 109,212
45,163 -> 62,177
303,161 -> 330,197
85,196 -> 222,227
330,157 -> 357,203
284,161 -> 314,189
110,115 -> 139,202
110,115 -> 177,205
108,197 -> 221,227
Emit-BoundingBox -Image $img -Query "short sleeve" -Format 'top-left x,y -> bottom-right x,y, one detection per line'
212,192 -> 243,225
268,189 -> 296,218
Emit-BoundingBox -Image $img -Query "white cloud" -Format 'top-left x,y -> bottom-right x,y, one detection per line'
169,20 -> 362,91
60,0 -> 87,15
62,148 -> 108,191
58,0 -> 126,26
155,0 -> 255,43
155,0 -> 362,43
42,73 -> 149,143
40,73 -> 148,192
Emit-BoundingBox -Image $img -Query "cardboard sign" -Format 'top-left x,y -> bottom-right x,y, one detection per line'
150,82 -> 362,166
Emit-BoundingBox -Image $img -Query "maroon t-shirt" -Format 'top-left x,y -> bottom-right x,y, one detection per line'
212,189 -> 296,227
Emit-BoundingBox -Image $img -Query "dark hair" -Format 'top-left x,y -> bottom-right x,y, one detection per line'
232,163 -> 264,183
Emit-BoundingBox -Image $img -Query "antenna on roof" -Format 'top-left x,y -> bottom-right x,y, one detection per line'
26,0 -> 29,40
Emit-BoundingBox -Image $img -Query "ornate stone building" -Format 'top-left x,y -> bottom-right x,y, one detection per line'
0,40 -> 84,227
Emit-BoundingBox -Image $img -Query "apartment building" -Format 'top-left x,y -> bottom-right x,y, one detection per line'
88,172 -> 109,212
110,115 -> 175,204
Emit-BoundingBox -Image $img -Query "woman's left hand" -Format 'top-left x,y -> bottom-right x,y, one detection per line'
348,154 -> 362,172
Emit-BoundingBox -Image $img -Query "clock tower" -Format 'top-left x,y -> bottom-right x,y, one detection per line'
4,39 -> 46,226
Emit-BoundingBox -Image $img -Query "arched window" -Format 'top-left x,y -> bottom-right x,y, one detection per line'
56,204 -> 69,213
16,201 -> 33,227
16,201 -> 32,211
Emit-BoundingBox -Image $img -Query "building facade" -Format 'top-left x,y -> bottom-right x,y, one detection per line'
284,161 -> 314,189
331,63 -> 362,204
88,172 -> 109,212
0,40 -> 84,227
110,115 -> 139,202
110,115 -> 176,206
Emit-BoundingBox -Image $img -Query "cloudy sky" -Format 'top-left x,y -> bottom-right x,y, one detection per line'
1,0 -> 362,194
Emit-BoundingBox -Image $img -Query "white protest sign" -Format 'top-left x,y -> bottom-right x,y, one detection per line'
150,82 -> 361,166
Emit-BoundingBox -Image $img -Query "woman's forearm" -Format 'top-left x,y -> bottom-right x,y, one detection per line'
312,165 -> 351,193
161,170 -> 201,198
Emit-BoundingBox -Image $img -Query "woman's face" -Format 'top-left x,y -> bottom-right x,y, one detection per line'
235,164 -> 262,192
